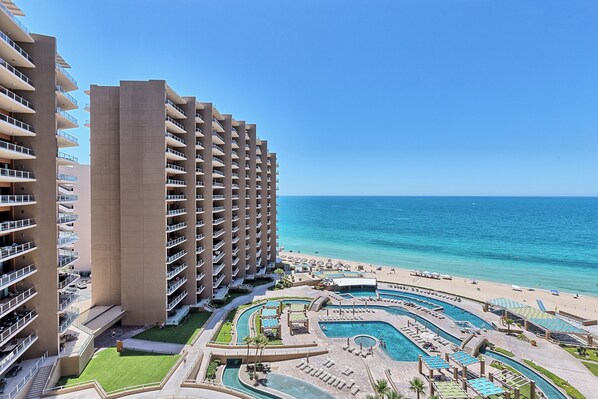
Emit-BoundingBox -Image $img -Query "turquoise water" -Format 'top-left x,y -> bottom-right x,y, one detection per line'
263,373 -> 336,399
222,359 -> 281,399
319,321 -> 426,361
338,288 -> 493,329
235,299 -> 310,344
279,196 -> 598,295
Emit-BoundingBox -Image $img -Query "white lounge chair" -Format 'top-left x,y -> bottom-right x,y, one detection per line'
296,361 -> 305,368
351,386 -> 360,396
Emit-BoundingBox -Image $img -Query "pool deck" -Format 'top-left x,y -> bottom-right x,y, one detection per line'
42,283 -> 598,399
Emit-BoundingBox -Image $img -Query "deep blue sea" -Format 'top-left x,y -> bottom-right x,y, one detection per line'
278,197 -> 598,296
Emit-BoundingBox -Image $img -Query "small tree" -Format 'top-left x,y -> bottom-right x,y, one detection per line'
386,390 -> 404,399
243,335 -> 254,370
504,318 -> 515,335
374,379 -> 390,398
409,377 -> 425,399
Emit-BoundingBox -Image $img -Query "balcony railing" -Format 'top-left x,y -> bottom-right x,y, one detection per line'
213,273 -> 225,289
0,113 -> 34,134
0,332 -> 37,376
166,99 -> 186,116
57,233 -> 78,246
166,194 -> 186,201
212,263 -> 225,276
213,229 -> 224,238
57,130 -> 78,145
196,207 -> 203,213
57,151 -> 78,163
56,85 -> 78,106
212,181 -> 224,188
0,85 -> 33,111
57,195 -> 78,203
166,222 -> 186,232
166,290 -> 187,311
213,241 -> 225,253
0,288 -> 36,320
166,236 -> 186,248
58,289 -> 79,312
213,218 -> 224,225
166,116 -> 185,131
196,246 -> 204,254
0,2 -> 31,37
0,265 -> 36,291
213,206 -> 225,213
56,108 -> 78,125
0,168 -> 34,180
0,57 -> 33,87
57,173 -> 77,182
59,308 -> 79,333
0,351 -> 46,399
166,163 -> 185,173
57,214 -> 78,224
212,144 -> 224,153
166,147 -> 185,158
167,263 -> 187,280
56,64 -> 77,88
212,156 -> 224,165
166,250 -> 187,264
0,218 -> 35,233
165,131 -> 185,145
0,242 -> 35,262
166,178 -> 185,186
58,271 -> 79,289
212,118 -> 224,131
167,276 -> 187,295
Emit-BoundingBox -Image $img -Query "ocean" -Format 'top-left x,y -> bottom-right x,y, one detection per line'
278,196 -> 598,296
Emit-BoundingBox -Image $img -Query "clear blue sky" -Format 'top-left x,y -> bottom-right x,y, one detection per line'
24,0 -> 598,196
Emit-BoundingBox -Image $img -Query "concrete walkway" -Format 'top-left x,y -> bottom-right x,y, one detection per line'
122,338 -> 184,355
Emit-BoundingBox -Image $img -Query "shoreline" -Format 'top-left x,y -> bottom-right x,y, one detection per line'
280,250 -> 598,322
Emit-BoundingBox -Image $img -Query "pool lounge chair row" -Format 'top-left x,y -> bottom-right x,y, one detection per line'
319,315 -> 365,321
331,308 -> 373,314
295,360 -> 360,395
342,345 -> 372,357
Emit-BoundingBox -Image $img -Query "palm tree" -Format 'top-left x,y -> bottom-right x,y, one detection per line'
374,379 -> 390,398
257,333 -> 269,366
428,396 -> 439,399
243,335 -> 254,370
385,390 -> 404,399
409,377 -> 425,399
504,318 -> 514,335
252,333 -> 268,372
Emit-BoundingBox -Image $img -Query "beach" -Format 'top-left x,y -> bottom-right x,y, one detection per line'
280,250 -> 598,322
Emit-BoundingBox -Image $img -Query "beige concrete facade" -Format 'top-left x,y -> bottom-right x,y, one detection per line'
90,80 -> 278,325
0,0 -> 82,392
71,164 -> 90,272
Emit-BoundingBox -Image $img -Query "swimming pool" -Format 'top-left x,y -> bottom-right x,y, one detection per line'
222,359 -> 281,399
319,321 -> 426,361
339,288 -> 492,329
354,335 -> 377,348
263,373 -> 336,399
235,299 -> 310,344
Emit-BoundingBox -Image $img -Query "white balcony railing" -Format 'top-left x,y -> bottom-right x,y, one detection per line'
0,242 -> 35,262
0,265 -> 36,292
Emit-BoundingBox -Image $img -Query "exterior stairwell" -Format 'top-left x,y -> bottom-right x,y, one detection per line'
26,365 -> 53,399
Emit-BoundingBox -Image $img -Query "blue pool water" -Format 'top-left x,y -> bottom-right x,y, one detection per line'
354,335 -> 377,348
263,373 -> 336,399
222,359 -> 281,399
338,288 -> 493,329
235,299 -> 310,344
319,321 -> 426,361
279,196 -> 598,295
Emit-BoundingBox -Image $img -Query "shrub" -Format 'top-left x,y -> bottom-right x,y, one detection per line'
206,359 -> 221,380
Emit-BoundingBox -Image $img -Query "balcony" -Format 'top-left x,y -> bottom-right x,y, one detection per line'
0,265 -> 36,292
166,163 -> 185,174
195,112 -> 204,123
213,273 -> 225,289
232,265 -> 239,274
196,259 -> 205,268
166,116 -> 186,134
166,178 -> 185,187
196,221 -> 204,228
56,108 -> 78,129
167,276 -> 187,295
166,99 -> 186,119
0,167 -> 34,183
195,141 -> 204,150
213,229 -> 224,239
213,169 -> 225,178
58,233 -> 78,247
212,181 -> 224,188
213,218 -> 225,226
195,127 -> 203,137
166,291 -> 187,311
57,174 -> 77,183
57,194 -> 78,203
196,180 -> 204,188
166,249 -> 187,264
0,287 -> 36,320
196,195 -> 204,200
196,272 -> 205,281
196,167 -> 204,175
0,242 -> 35,263
212,252 -> 224,264
213,206 -> 225,213
196,234 -> 204,241
196,246 -> 204,255
0,310 -> 37,350
58,271 -> 79,289
0,2 -> 32,43
0,57 -> 33,90
56,64 -> 77,91
0,85 -> 33,115
166,222 -> 186,232
212,118 -> 225,133
58,289 -> 79,312
213,241 -> 225,252
213,285 -> 229,300
57,213 -> 78,225
0,333 -> 38,377
166,194 -> 186,202
166,147 -> 186,161
232,162 -> 239,169
59,309 -> 80,333
57,151 -> 78,166
165,131 -> 186,147
197,285 -> 205,295
0,218 -> 35,235
0,113 -> 34,137
56,130 -> 78,148
212,144 -> 224,156
167,263 -> 187,280
212,156 -> 224,167
56,85 -> 77,110
166,236 -> 186,249
196,154 -> 204,162
212,263 -> 225,276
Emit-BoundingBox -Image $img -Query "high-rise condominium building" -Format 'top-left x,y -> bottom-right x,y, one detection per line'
89,80 -> 278,325
0,0 -> 85,394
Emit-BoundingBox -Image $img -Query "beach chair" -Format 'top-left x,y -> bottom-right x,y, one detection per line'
327,360 -> 335,367
315,368 -> 324,377
296,361 -> 305,368
319,372 -> 327,380
334,379 -> 343,388
304,365 -> 314,373
323,374 -> 332,382
354,350 -> 361,356
347,380 -> 355,389
323,358 -> 332,366
299,363 -> 309,371
347,347 -> 355,353
328,376 -> 337,385
310,367 -> 318,376
338,380 -> 346,389
351,386 -> 360,396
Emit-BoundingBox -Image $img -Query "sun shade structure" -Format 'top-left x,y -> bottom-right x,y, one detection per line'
487,298 -> 526,310
529,317 -> 586,334
433,381 -> 469,399
264,300 -> 281,308
261,308 -> 278,318
422,355 -> 450,370
467,377 -> 504,397
510,307 -> 553,319
261,318 -> 280,329
289,303 -> 306,312
450,351 -> 479,367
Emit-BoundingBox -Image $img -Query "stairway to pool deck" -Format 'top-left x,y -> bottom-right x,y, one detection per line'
26,364 -> 53,399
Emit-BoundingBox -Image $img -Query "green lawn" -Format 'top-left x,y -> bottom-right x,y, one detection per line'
581,361 -> 598,377
134,312 -> 211,345
214,311 -> 236,343
57,348 -> 180,393
563,346 -> 598,362
523,359 -> 586,399
493,347 -> 515,357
